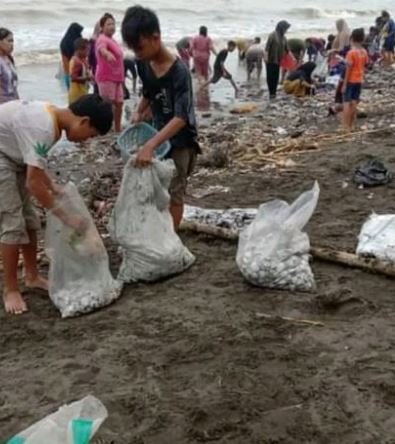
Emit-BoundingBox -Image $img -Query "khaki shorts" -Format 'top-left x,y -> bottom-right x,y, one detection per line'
0,157 -> 40,245
168,147 -> 197,205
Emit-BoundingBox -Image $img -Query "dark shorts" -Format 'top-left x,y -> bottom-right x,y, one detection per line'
167,147 -> 197,205
383,39 -> 395,52
344,83 -> 362,103
335,80 -> 344,104
211,67 -> 231,84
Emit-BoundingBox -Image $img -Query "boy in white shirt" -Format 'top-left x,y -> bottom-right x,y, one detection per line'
0,94 -> 113,314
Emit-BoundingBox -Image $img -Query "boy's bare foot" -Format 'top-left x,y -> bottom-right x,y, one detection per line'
25,275 -> 48,292
3,290 -> 28,315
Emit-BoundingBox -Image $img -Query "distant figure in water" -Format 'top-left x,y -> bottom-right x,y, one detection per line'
176,37 -> 192,69
283,62 -> 316,97
246,37 -> 265,81
192,26 -> 216,82
69,38 -> 92,104
201,40 -> 238,96
332,19 -> 350,53
60,22 -> 84,90
265,20 -> 290,99
0,28 -> 19,104
380,11 -> 395,66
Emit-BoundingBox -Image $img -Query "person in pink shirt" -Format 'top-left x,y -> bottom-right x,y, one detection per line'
95,13 -> 125,132
191,26 -> 216,82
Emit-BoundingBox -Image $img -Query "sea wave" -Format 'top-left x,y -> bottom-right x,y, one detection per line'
289,7 -> 378,20
15,49 -> 60,66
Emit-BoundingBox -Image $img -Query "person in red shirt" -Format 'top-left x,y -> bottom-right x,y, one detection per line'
342,28 -> 368,131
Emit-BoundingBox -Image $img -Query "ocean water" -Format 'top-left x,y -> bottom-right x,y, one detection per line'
2,0 -> 393,103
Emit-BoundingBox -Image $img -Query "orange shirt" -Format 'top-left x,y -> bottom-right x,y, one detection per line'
346,48 -> 368,83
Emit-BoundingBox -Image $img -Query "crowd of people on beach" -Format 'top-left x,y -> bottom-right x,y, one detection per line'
0,6 -> 394,315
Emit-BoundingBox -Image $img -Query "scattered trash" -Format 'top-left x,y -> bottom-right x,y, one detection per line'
109,157 -> 195,282
190,185 -> 231,199
45,183 -> 123,318
6,395 -> 107,444
236,182 -> 320,291
230,103 -> 258,114
357,213 -> 395,263
183,205 -> 257,231
353,159 -> 393,187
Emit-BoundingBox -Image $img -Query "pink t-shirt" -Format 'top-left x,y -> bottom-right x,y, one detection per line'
192,35 -> 212,61
95,34 -> 125,83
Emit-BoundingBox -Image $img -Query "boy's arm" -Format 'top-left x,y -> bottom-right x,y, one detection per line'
70,61 -> 89,83
132,96 -> 150,123
135,67 -> 192,167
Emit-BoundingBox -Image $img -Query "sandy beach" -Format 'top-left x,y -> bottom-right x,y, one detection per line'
2,63 -> 395,442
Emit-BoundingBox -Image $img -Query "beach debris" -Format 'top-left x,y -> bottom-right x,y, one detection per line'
45,183 -> 122,318
236,182 -> 320,292
353,159 -> 393,187
357,214 -> 395,263
255,312 -> 324,327
5,395 -> 107,444
109,157 -> 195,283
183,205 -> 256,230
230,102 -> 258,114
190,185 -> 231,199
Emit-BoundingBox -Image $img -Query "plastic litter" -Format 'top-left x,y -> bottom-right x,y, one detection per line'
236,182 -> 320,291
117,122 -> 171,162
357,213 -> 395,262
353,159 -> 393,187
109,157 -> 195,282
6,395 -> 107,444
45,183 -> 122,318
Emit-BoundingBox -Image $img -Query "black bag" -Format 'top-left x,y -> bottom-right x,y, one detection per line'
353,159 -> 393,187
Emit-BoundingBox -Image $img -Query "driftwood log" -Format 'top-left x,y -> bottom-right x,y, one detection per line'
180,221 -> 395,279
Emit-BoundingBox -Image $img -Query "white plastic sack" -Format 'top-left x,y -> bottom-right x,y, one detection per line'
312,53 -> 328,79
357,213 -> 395,262
236,182 -> 320,291
6,395 -> 107,444
45,183 -> 122,318
109,157 -> 195,282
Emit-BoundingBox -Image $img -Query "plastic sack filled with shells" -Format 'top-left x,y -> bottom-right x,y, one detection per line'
236,182 -> 320,292
109,157 -> 195,282
45,183 -> 122,318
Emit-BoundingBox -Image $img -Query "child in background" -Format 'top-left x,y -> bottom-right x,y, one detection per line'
121,6 -> 200,230
342,28 -> 368,131
0,95 -> 113,314
326,34 -> 336,51
201,41 -> 238,96
68,38 -> 92,104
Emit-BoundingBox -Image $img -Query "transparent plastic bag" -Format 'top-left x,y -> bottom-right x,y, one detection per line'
109,157 -> 195,282
6,395 -> 107,444
45,183 -> 122,318
236,182 -> 320,291
357,213 -> 395,262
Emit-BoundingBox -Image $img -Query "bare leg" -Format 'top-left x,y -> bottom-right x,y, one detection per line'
0,243 -> 27,314
170,202 -> 184,231
114,102 -> 123,133
229,78 -> 238,97
132,78 -> 137,94
343,103 -> 352,131
350,102 -> 358,130
22,229 -> 48,291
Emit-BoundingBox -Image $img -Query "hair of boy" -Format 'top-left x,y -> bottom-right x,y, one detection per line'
327,34 -> 335,42
228,40 -> 236,48
382,10 -> 390,20
100,12 -> 115,28
0,28 -> 12,41
121,5 -> 160,47
69,94 -> 113,135
351,28 -> 365,44
254,37 -> 261,44
199,26 -> 208,37
74,38 -> 89,51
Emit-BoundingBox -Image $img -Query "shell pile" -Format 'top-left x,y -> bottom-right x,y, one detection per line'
238,250 -> 315,292
53,280 -> 123,318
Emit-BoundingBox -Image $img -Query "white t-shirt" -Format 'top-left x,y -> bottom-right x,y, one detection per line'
0,100 -> 59,169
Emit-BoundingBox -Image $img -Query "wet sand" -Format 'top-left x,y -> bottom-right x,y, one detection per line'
2,67 -> 395,443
